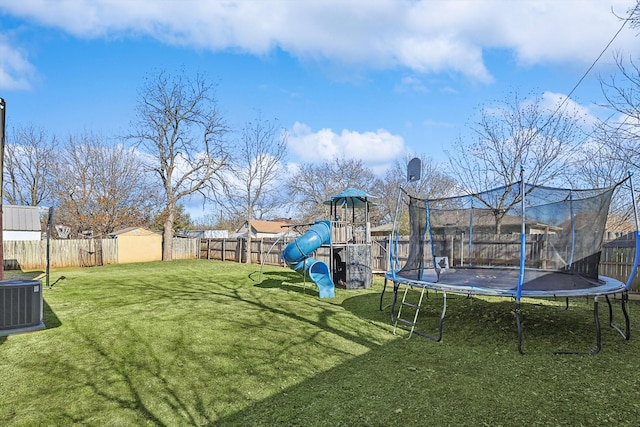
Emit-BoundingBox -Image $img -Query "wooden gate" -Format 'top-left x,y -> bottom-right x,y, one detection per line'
79,239 -> 104,267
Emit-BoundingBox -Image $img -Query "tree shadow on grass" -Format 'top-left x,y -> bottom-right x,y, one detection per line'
342,289 -> 635,354
251,270 -> 320,297
16,278 -> 392,425
10,269 -> 638,425
21,319 -> 207,426
214,295 -> 640,426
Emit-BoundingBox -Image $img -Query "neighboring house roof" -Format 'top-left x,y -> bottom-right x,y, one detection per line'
237,220 -> 293,235
108,227 -> 160,237
431,210 -> 558,231
181,230 -> 229,239
605,215 -> 635,234
3,205 -> 41,232
253,220 -> 292,233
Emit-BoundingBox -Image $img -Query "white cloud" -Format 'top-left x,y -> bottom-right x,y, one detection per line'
396,36 -> 492,83
287,121 -> 405,173
493,1 -> 636,66
395,75 -> 429,93
540,91 -> 599,127
2,0 -> 638,88
0,34 -> 35,90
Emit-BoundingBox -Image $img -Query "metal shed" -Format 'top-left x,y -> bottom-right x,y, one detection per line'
3,205 -> 42,241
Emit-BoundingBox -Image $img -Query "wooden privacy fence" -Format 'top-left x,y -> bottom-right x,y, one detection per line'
6,234 -> 635,290
3,239 -> 117,269
3,237 -> 199,270
200,235 -> 640,292
601,235 -> 640,291
172,238 -> 199,260
199,237 -> 389,272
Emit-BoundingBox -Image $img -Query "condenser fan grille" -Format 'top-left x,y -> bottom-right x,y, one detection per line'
0,280 -> 44,335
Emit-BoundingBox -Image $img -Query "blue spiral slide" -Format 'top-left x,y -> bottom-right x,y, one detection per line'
282,221 -> 335,298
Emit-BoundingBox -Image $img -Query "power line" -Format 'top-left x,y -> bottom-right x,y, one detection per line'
545,7 -> 634,126
573,4 -> 640,146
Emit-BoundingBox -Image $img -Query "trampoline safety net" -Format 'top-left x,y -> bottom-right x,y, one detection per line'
399,180 -> 620,284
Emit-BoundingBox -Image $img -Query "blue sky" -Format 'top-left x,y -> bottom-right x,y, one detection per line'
1,1 -> 639,184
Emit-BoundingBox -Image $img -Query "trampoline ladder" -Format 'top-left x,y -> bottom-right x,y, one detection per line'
394,285 -> 427,339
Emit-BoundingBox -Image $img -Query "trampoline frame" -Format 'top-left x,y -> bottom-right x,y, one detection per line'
382,173 -> 640,354
381,272 -> 631,354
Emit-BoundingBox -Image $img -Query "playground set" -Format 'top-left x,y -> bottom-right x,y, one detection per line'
281,188 -> 375,298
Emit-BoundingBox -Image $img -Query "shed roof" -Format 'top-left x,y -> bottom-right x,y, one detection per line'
108,227 -> 159,237
3,205 -> 41,232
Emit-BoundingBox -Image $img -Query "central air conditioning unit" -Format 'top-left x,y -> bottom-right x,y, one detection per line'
0,280 -> 45,336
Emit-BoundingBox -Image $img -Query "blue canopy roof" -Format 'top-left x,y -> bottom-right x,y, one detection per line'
324,188 -> 375,208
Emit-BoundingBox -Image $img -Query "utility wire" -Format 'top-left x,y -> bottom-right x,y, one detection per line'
573,4 -> 640,147
543,7 -> 634,130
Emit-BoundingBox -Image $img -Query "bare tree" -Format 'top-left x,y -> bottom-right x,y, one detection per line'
222,113 -> 288,263
54,132 -> 157,236
571,140 -> 627,188
447,91 -> 585,232
571,3 -> 640,234
597,54 -> 640,168
589,51 -> 640,233
4,124 -> 58,206
288,157 -> 382,224
626,1 -> 640,30
577,2 -> 639,178
190,208 -> 242,231
149,204 -> 192,232
129,70 -> 231,260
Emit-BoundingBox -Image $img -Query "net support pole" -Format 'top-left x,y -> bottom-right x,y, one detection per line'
568,191 -> 575,269
515,168 -> 526,353
468,203 -> 474,267
389,186 -> 404,279
626,172 -> 640,291
46,207 -> 53,288
424,200 -> 437,280
516,168 -> 526,300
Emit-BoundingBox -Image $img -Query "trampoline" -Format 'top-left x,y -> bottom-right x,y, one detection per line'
383,173 -> 640,354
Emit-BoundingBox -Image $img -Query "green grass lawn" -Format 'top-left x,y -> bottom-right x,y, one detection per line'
1,259 -> 640,426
